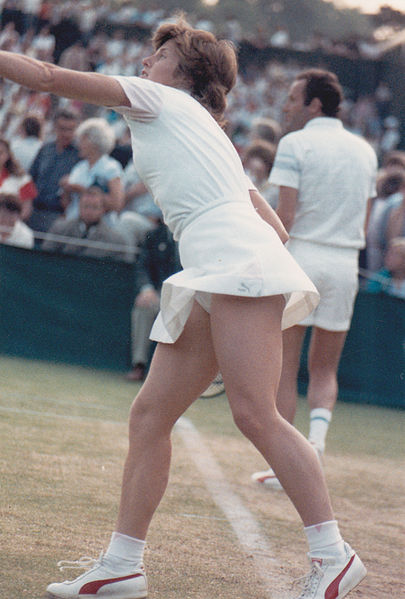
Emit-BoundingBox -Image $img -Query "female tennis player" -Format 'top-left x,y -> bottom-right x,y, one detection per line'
0,17 -> 366,599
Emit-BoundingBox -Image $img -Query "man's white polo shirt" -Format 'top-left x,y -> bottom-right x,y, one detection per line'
269,117 -> 377,249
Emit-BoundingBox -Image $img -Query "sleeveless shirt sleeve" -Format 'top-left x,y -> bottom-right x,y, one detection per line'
111,76 -> 164,122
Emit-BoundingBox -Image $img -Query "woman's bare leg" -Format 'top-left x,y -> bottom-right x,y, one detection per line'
210,294 -> 333,526
116,301 -> 218,539
276,325 -> 307,423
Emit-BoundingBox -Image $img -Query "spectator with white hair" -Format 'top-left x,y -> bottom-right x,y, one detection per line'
60,117 -> 124,225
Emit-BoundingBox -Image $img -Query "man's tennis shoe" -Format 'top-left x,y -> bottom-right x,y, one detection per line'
290,542 -> 366,598
46,553 -> 147,598
252,441 -> 324,490
251,466 -> 283,490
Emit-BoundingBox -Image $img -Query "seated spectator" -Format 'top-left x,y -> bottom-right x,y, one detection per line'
366,237 -> 405,300
249,116 -> 281,145
382,178 -> 405,249
116,204 -> 160,263
28,108 -> 80,234
243,139 -> 278,208
58,40 -> 91,72
366,169 -> 405,272
42,184 -> 129,261
60,118 -> 124,226
10,114 -> 43,171
0,136 -> 37,222
0,22 -> 20,53
270,26 -> 290,48
0,193 -> 34,248
126,219 -> 181,382
382,150 -> 405,172
379,116 -> 400,158
122,159 -> 156,215
30,24 -> 55,61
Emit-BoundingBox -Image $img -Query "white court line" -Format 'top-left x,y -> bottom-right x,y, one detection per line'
0,404 -> 125,425
175,416 -> 290,598
1,403 -> 291,595
4,392 -> 116,411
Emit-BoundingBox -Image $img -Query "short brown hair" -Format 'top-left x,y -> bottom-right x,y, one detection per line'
152,17 -> 238,125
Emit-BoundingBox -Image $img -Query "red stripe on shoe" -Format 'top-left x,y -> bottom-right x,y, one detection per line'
325,555 -> 355,599
80,572 -> 143,594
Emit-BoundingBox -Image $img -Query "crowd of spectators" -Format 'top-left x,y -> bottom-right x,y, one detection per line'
0,1 -> 403,300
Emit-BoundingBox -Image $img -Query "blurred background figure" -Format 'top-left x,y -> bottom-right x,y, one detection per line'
10,114 -> 43,171
379,115 -> 401,159
28,108 -> 80,235
42,183 -> 129,261
126,218 -> 181,382
60,117 -> 124,226
366,237 -> 405,299
116,203 -> 161,263
366,168 -> 405,273
249,116 -> 282,145
0,192 -> 34,248
243,139 -> 278,208
0,136 -> 37,222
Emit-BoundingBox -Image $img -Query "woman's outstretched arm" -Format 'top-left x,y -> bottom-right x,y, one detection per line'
0,51 -> 129,108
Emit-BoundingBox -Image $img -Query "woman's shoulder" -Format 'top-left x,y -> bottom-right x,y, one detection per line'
112,75 -> 198,122
112,76 -> 165,121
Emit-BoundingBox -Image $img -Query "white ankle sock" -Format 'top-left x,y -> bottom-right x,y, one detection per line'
308,408 -> 332,452
304,520 -> 346,560
105,532 -> 146,566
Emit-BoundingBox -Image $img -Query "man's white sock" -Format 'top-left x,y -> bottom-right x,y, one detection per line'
105,532 -> 146,567
308,408 -> 332,453
304,520 -> 346,561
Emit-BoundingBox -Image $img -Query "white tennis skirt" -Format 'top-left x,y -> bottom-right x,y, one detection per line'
150,202 -> 319,343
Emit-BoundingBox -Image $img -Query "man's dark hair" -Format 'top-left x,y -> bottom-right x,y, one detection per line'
297,69 -> 343,117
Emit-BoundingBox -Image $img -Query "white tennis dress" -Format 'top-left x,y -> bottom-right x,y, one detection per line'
113,76 -> 319,343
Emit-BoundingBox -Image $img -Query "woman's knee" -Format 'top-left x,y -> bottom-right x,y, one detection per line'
230,396 -> 278,440
128,392 -> 171,438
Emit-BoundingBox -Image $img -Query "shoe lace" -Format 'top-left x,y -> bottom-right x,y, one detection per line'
291,562 -> 323,598
57,553 -> 102,572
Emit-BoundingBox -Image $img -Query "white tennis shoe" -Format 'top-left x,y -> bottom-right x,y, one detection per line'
290,543 -> 366,599
46,553 -> 147,598
252,443 -> 324,490
251,467 -> 283,489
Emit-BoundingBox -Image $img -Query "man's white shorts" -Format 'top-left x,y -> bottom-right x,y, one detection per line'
287,238 -> 359,332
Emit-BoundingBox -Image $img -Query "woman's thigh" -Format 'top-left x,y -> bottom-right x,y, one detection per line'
131,300 -> 219,431
209,294 -> 284,410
